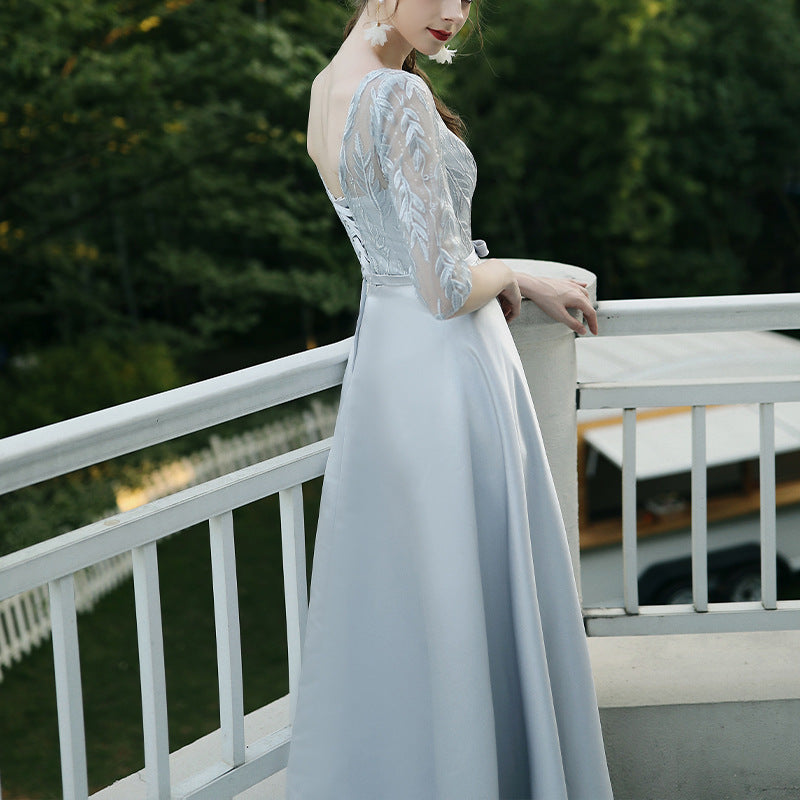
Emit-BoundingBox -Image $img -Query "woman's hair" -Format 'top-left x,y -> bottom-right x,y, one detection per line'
343,0 -> 481,141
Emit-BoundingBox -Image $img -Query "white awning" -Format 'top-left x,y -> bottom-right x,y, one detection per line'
583,403 -> 800,480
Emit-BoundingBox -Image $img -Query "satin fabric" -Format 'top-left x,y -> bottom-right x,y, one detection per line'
285,274 -> 614,799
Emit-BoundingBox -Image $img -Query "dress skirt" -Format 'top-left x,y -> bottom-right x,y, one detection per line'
285,278 -> 613,800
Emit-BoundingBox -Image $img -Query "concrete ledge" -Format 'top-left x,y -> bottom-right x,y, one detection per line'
95,632 -> 800,800
589,631 -> 800,799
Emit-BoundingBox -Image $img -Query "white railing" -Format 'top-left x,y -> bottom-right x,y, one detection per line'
114,399 -> 338,509
0,401 -> 339,683
0,339 -> 351,497
579,293 -> 800,635
0,341 -> 350,799
1,292 -> 799,798
0,552 -> 132,681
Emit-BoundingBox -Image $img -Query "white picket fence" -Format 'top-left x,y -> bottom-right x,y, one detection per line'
0,399 -> 338,681
114,399 -> 339,509
0,552 -> 134,680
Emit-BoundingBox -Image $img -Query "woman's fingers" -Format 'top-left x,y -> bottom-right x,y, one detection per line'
561,308 -> 588,335
566,293 -> 598,335
511,275 -> 598,333
559,282 -> 598,335
499,282 -> 521,323
583,302 -> 599,335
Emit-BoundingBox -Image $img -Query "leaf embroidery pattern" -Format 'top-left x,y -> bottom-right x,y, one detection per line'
333,69 -> 478,319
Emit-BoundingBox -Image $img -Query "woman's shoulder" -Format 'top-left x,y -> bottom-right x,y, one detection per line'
361,67 -> 430,100
361,66 -> 424,87
355,69 -> 435,128
311,64 -> 426,117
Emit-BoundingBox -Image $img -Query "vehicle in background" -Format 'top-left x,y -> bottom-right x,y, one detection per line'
575,330 -> 800,607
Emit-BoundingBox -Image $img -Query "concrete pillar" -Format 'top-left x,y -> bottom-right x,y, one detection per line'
505,259 -> 597,599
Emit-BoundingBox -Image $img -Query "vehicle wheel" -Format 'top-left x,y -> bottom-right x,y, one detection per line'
653,580 -> 694,605
724,568 -> 761,602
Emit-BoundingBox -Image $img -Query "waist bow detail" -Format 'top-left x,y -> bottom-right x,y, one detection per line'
471,239 -> 489,258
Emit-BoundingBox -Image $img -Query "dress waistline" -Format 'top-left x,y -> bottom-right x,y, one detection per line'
362,240 -> 487,287
362,273 -> 415,287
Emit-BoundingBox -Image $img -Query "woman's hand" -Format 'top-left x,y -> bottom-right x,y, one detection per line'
497,278 -> 522,323
514,274 -> 598,335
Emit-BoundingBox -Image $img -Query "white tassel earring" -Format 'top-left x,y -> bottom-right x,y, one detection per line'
364,0 -> 393,47
429,45 -> 457,64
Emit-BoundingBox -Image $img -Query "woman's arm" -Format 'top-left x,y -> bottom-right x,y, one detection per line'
515,272 -> 599,335
369,72 -> 474,320
453,259 -> 521,321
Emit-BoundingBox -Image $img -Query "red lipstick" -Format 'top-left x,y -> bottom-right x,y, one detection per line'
428,28 -> 452,41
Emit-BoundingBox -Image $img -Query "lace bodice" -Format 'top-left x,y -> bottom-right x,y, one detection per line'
319,67 -> 483,320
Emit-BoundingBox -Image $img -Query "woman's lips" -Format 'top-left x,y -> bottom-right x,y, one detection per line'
428,28 -> 452,41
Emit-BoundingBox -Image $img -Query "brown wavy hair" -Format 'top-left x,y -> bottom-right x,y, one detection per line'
343,1 -> 482,141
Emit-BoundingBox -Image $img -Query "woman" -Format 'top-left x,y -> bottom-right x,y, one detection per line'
286,1 -> 613,798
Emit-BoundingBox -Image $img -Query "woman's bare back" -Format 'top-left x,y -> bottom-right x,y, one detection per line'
307,60 -> 385,199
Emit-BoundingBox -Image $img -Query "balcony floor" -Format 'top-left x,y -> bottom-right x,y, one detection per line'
590,629 -> 800,800
93,631 -> 800,800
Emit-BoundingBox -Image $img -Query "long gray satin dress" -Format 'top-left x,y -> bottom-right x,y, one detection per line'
285,67 -> 613,800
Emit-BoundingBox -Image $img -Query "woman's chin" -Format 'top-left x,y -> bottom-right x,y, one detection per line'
417,44 -> 443,58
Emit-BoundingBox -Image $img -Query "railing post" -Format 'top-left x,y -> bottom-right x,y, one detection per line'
691,406 -> 709,612
759,403 -> 778,609
49,575 -> 89,800
132,543 -> 171,799
209,512 -> 246,766
621,409 -> 640,614
279,484 -> 309,722
507,259 -> 597,600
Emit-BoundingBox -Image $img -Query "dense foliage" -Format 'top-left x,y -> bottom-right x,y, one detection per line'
1,0 -> 354,436
1,0 -> 799,436
457,0 -> 800,298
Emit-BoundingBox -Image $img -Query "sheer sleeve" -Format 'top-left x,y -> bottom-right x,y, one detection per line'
369,72 -> 473,320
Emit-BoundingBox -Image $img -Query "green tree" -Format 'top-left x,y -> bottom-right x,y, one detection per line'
456,0 -> 800,298
1,0 -> 354,367
3,0 -> 800,439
